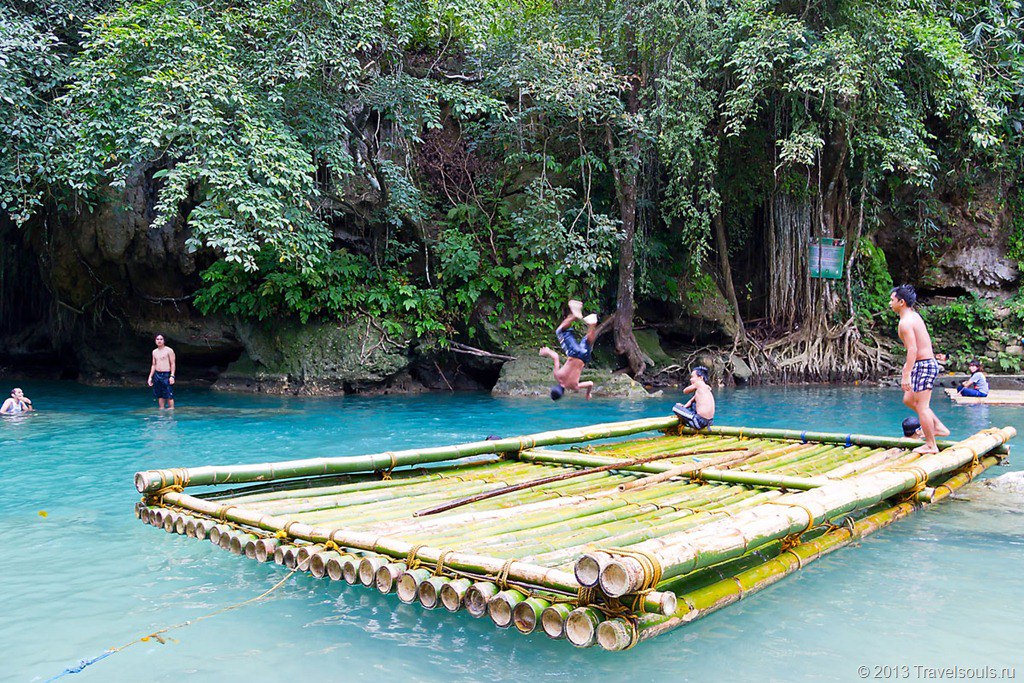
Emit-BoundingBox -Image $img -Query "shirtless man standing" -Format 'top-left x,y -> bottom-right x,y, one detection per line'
890,285 -> 949,453
539,300 -> 598,400
147,333 -> 176,409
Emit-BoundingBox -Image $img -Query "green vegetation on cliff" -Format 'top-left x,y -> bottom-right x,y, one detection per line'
2,0 -> 1022,381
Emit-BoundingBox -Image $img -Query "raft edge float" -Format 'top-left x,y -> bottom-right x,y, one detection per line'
135,417 -> 1014,650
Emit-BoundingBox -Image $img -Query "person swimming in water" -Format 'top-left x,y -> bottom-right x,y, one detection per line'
539,300 -> 599,400
1,387 -> 33,415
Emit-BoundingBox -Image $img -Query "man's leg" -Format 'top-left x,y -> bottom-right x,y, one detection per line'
555,314 -> 577,334
911,391 -> 939,453
167,398 -> 175,409
158,397 -> 166,409
584,318 -> 598,347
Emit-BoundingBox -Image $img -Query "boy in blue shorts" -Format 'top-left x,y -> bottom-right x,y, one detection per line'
539,300 -> 598,400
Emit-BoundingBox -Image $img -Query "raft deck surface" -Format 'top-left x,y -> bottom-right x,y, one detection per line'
135,418 -> 1014,650
945,388 -> 1024,405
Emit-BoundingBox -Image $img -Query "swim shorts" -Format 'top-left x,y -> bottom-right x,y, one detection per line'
910,358 -> 939,393
673,403 -> 713,430
152,371 -> 174,400
556,329 -> 592,365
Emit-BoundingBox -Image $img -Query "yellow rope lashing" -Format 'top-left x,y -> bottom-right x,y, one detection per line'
405,544 -> 426,569
377,452 -> 398,480
577,585 -> 596,606
764,500 -> 817,551
605,547 -> 663,610
323,540 -> 339,552
434,549 -> 455,576
495,559 -> 516,589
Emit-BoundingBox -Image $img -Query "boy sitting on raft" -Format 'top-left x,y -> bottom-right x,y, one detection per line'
673,366 -> 715,429
539,300 -> 598,400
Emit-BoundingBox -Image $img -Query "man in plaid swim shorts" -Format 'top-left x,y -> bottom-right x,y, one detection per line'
890,284 -> 950,454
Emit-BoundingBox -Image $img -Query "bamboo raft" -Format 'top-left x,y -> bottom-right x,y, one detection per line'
945,388 -> 1024,405
134,417 -> 1014,650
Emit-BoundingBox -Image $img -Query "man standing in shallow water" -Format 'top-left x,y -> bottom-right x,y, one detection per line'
147,333 -> 176,409
890,284 -> 949,453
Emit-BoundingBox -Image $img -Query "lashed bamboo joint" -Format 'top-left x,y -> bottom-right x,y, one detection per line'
134,417 -> 1013,650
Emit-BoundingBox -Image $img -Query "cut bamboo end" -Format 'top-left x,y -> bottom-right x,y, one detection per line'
282,545 -> 305,569
149,508 -> 167,527
376,562 -> 408,594
488,589 -> 527,628
565,607 -> 603,648
254,538 -> 281,563
465,582 -> 500,618
192,519 -> 215,541
575,552 -> 611,587
208,524 -> 231,547
138,506 -> 152,524
273,544 -> 293,565
599,557 -> 649,598
440,578 -> 473,612
512,597 -> 551,634
596,618 -> 634,651
295,544 -> 324,570
341,556 -> 362,584
310,551 -> 340,578
218,529 -> 237,551
230,533 -> 258,555
173,514 -> 189,535
418,577 -> 450,609
325,553 -> 356,581
358,556 -> 388,586
541,603 -> 574,639
396,569 -> 432,603
134,502 -> 145,519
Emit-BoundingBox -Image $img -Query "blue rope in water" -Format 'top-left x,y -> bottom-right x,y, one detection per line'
45,650 -> 114,682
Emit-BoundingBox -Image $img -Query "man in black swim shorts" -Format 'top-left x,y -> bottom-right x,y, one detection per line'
147,333 -> 177,409
539,300 -> 599,400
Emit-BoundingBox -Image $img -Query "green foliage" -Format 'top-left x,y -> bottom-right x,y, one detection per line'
195,249 -> 446,337
852,238 -> 894,322
1005,185 -> 1024,269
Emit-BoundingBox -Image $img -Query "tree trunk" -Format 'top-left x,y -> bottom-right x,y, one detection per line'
606,17 -> 647,378
712,211 -> 745,341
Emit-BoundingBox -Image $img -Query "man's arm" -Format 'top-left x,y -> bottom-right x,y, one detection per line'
148,351 -> 156,386
169,349 -> 176,384
21,395 -> 32,411
0,399 -> 12,414
579,380 -> 594,399
900,321 -> 916,391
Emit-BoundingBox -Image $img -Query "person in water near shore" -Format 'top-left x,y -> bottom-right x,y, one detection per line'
147,333 -> 176,409
902,416 -> 924,439
539,300 -> 598,400
672,366 -> 715,429
957,359 -> 989,398
890,284 -> 949,453
1,387 -> 33,415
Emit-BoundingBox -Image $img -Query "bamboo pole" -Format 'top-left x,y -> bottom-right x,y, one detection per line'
680,424 -> 1009,454
591,427 -> 1015,597
488,589 -> 528,628
155,488 -> 677,615
397,569 -> 432,603
513,597 -> 552,634
135,416 -> 681,492
541,603 -> 574,639
596,453 -> 1004,650
418,576 -> 450,609
414,446 -> 755,516
440,578 -> 473,612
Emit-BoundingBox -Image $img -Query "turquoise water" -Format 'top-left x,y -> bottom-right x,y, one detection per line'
2,382 -> 1021,682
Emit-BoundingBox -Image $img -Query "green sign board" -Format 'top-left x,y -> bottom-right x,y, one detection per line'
809,237 -> 846,279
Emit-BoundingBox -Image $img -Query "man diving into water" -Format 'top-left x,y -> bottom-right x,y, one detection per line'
539,300 -> 599,400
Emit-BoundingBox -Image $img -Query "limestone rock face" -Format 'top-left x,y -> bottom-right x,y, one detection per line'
215,318 -> 417,394
491,348 -> 660,398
